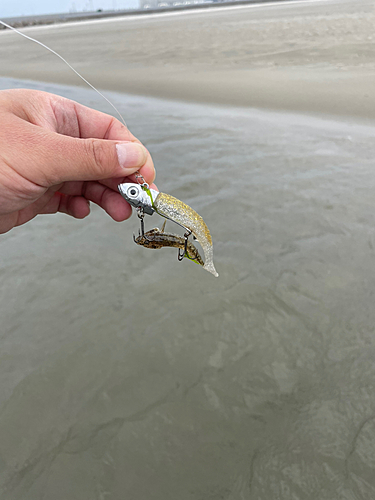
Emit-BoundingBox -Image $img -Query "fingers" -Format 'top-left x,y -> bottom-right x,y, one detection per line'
55,195 -> 91,219
14,178 -> 158,226
45,97 -> 156,186
55,99 -> 156,186
36,129 -> 152,186
50,95 -> 137,141
81,182 -> 132,221
2,110 -> 155,189
41,188 -> 132,221
4,89 -> 137,142
39,192 -> 91,219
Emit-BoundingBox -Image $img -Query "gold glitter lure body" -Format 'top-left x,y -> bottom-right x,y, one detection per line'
118,182 -> 218,277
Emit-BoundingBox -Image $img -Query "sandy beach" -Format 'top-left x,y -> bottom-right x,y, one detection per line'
0,0 -> 375,120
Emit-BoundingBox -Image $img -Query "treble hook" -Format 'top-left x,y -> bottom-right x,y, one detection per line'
178,230 -> 192,261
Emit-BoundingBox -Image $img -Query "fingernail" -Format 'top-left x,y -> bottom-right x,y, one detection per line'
116,142 -> 147,170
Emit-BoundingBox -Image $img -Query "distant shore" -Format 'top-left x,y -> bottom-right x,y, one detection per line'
0,0 -> 374,122
0,0 -> 305,29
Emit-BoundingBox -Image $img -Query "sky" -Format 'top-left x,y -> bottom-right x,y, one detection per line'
0,0 -> 138,18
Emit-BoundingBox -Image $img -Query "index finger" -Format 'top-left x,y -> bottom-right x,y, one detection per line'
54,97 -> 137,141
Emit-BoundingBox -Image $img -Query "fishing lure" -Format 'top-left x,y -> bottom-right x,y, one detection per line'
134,221 -> 205,267
0,20 -> 219,277
118,181 -> 219,277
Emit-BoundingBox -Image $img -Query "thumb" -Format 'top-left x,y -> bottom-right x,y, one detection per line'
19,130 -> 149,187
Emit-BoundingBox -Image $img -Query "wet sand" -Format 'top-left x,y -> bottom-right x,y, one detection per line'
0,0 -> 375,121
1,76 -> 375,500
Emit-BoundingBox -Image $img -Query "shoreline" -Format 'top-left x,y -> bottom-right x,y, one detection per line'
3,75 -> 375,131
3,67 -> 373,124
0,0 -> 311,29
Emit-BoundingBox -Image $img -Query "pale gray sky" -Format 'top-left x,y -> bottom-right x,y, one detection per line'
0,0 -> 138,18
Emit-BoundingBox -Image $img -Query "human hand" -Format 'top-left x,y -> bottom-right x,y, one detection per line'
0,89 -> 155,234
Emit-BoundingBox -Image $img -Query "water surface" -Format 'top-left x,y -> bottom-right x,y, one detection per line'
1,78 -> 375,499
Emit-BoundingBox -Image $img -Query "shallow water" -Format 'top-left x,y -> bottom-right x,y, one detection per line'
1,77 -> 375,499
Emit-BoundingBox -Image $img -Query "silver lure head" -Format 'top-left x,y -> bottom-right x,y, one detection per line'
118,183 -> 159,216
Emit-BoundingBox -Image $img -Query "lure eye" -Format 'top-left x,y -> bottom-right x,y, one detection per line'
127,187 -> 139,198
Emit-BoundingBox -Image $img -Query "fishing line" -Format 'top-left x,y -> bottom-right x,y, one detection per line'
0,19 -> 128,128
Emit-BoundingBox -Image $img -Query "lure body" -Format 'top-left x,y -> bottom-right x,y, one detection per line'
118,182 -> 218,277
134,226 -> 204,267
